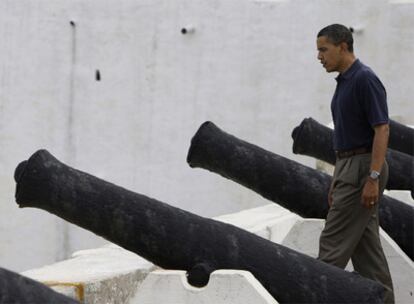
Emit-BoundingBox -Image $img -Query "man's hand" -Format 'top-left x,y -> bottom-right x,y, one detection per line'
361,123 -> 388,209
361,178 -> 379,209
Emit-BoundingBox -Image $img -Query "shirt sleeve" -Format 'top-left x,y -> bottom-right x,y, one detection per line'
357,71 -> 389,127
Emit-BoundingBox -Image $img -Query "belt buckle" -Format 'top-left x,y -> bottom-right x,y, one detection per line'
335,151 -> 343,159
336,150 -> 352,159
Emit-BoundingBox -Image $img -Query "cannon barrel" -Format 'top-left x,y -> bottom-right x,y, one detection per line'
14,150 -> 385,304
0,267 -> 78,304
187,121 -> 414,261
291,117 -> 414,198
389,119 -> 414,156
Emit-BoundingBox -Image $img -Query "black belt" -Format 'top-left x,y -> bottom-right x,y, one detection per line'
335,147 -> 371,159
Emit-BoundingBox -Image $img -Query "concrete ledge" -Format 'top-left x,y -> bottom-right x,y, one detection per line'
22,244 -> 155,303
215,204 -> 300,242
280,218 -> 414,304
130,270 -> 279,304
21,205 -> 289,303
22,204 -> 412,303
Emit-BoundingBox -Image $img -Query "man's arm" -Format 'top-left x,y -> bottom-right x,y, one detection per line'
361,123 -> 389,208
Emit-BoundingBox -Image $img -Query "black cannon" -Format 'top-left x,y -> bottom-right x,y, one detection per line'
389,119 -> 414,156
187,121 -> 414,261
14,150 -> 385,304
291,117 -> 414,198
0,267 -> 78,304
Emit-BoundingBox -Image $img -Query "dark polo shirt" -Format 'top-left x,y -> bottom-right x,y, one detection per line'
331,59 -> 389,151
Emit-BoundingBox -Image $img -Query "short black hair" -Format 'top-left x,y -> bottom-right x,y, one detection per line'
317,24 -> 354,53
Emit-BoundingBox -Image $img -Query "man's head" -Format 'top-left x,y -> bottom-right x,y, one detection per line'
317,24 -> 355,73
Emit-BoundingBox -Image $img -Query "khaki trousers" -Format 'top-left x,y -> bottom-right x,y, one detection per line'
318,153 -> 394,303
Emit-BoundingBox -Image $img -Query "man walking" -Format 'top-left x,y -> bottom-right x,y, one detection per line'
316,24 -> 394,303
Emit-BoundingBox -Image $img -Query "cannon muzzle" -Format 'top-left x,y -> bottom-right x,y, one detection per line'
187,121 -> 414,261
14,149 -> 385,303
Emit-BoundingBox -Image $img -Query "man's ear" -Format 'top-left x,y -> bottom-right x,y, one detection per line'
339,41 -> 349,52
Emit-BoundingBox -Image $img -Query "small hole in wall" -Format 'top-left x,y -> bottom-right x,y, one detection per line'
96,70 -> 101,81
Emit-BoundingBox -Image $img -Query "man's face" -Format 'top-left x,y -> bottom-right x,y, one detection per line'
316,36 -> 344,73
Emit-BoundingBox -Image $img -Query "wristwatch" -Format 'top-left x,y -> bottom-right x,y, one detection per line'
369,170 -> 380,181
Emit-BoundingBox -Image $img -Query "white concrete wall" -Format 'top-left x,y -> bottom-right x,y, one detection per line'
23,244 -> 155,304
130,270 -> 279,304
1,0 -> 413,272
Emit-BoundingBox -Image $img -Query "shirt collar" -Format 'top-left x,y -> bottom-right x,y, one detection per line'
336,59 -> 361,82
